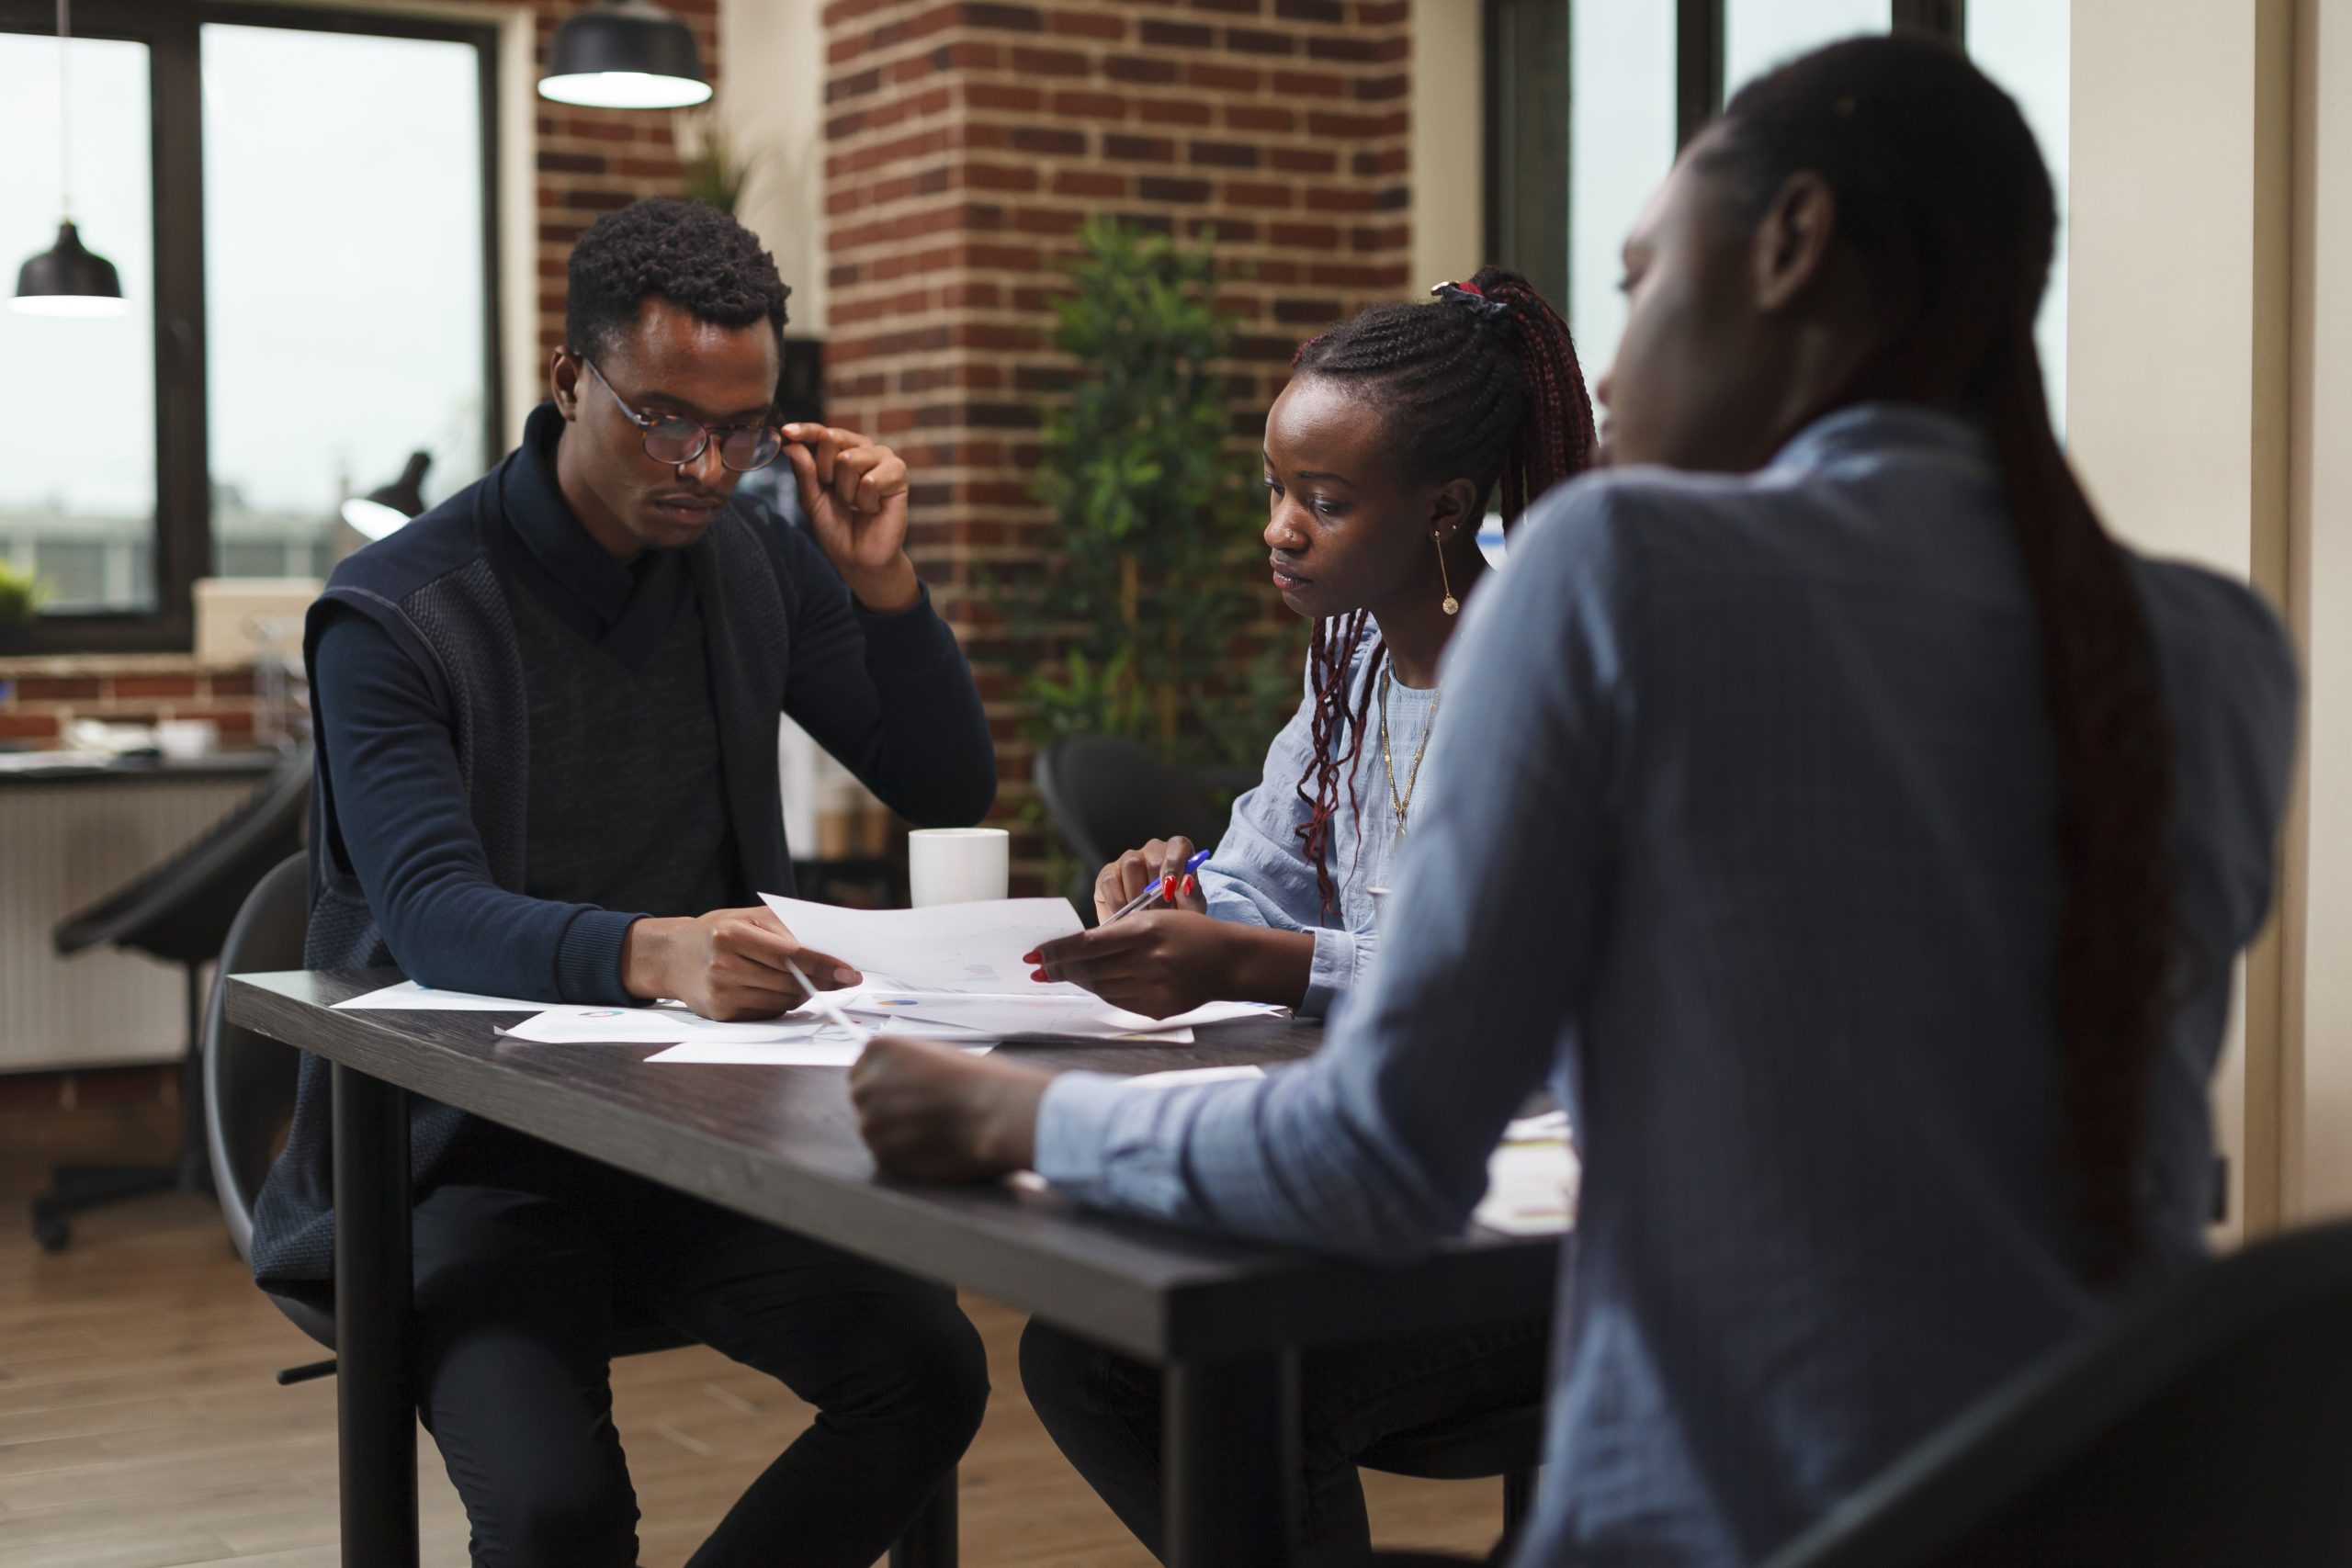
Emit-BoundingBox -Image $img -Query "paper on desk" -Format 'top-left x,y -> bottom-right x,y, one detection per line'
497,1009 -> 827,1045
760,894 -> 1091,996
334,979 -> 550,1011
1127,1063 -> 1266,1087
1473,1111 -> 1579,1237
843,992 -> 1214,1043
646,1035 -> 994,1066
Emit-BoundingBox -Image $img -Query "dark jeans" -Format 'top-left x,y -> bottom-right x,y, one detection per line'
1019,1316 -> 1548,1562
408,1134 -> 989,1568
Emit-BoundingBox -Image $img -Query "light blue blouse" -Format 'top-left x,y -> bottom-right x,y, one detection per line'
1199,637 -> 1437,1017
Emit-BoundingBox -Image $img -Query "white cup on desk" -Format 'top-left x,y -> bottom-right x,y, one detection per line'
908,828 -> 1010,908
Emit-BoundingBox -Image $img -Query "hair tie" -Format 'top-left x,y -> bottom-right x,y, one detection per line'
1430,278 -> 1511,323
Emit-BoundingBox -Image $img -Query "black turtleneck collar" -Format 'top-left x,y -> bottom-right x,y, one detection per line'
497,400 -> 692,668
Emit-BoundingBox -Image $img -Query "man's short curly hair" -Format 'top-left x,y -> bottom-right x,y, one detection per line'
565,197 -> 790,362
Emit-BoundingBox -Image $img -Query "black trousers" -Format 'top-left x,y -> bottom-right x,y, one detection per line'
1019,1316 -> 1547,1562
407,1134 -> 989,1568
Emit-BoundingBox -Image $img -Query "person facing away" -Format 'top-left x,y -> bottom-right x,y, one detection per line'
846,36 -> 2301,1568
1028,267 -> 1595,1026
1016,273 -> 1599,1559
249,198 -> 997,1567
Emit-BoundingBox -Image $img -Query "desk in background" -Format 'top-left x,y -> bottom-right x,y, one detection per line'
1,752 -> 281,1072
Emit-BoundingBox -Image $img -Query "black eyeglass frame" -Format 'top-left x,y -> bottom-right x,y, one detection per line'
582,356 -> 785,472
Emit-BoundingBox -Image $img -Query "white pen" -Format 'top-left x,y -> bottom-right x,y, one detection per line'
782,956 -> 875,1044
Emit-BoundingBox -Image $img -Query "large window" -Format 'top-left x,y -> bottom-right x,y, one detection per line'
1488,0 -> 2065,420
0,1 -> 498,650
0,30 -> 156,614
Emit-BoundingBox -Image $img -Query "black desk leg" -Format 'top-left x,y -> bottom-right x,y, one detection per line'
888,1467 -> 958,1568
1164,1350 -> 1300,1568
332,1062 -> 417,1568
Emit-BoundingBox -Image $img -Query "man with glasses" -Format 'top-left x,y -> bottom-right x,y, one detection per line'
249,197 -> 996,1566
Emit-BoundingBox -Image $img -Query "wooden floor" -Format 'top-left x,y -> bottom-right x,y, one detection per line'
0,1172 -> 1505,1566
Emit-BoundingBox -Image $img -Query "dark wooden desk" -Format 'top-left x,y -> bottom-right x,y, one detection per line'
226,969 -> 1560,1568
0,749 -> 282,786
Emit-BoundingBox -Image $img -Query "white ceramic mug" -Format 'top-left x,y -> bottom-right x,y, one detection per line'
908,828 -> 1011,908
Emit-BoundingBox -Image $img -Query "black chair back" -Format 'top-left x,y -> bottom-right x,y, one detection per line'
56,746 -> 312,968
1035,734 -> 1231,882
202,851 -> 311,1269
1765,1218 -> 2352,1568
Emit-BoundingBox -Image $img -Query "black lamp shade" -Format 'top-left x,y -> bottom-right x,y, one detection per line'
340,450 -> 433,541
539,0 -> 710,109
12,220 -> 126,317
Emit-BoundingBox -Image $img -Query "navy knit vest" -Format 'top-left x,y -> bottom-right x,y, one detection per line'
250,448 -> 808,1284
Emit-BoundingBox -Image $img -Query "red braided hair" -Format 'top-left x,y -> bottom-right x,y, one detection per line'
1284,269 -> 1598,911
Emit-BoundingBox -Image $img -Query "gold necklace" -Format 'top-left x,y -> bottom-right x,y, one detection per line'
1378,662 -> 1439,846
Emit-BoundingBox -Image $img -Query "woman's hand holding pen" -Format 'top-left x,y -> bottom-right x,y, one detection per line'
1092,837 -> 1211,925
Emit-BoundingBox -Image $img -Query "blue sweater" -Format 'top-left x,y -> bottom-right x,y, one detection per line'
250,402 -> 995,1281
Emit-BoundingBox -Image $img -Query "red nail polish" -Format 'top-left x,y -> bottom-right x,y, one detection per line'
1180,874 -> 1195,897
1021,950 -> 1039,964
1031,969 -> 1048,982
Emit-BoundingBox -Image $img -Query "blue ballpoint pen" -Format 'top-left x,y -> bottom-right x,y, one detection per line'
1107,847 -> 1213,923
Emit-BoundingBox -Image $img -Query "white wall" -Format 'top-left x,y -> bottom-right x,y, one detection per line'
2287,0 -> 2352,1217
2067,0 -> 2294,1238
1411,0 -> 1486,297
718,0 -> 828,333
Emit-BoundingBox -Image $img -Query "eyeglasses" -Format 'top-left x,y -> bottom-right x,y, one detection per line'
582,357 -> 784,472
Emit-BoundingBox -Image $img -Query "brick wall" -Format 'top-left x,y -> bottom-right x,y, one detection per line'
820,0 -> 1414,877
0,659 -> 267,750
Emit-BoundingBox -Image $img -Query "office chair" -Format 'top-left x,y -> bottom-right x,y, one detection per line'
1361,1401 -> 1544,1552
1765,1217 -> 2352,1567
1034,735 -> 1245,913
202,852 -> 957,1568
33,744 -> 312,1252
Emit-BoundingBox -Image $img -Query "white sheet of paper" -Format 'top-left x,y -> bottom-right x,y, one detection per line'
1099,999 -> 1286,1032
1474,1112 -> 1579,1236
334,979 -> 546,1011
843,992 -> 1199,1043
645,1036 -> 993,1067
1128,1064 -> 1266,1087
760,894 -> 1091,996
496,1010 -> 826,1045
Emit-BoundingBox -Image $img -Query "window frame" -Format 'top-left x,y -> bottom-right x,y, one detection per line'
0,0 -> 502,653
1484,0 -> 1967,316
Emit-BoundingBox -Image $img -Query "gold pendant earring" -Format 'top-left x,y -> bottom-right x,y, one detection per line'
1435,529 -> 1459,615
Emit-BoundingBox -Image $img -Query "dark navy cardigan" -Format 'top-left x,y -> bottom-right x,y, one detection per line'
249,419 -> 995,1283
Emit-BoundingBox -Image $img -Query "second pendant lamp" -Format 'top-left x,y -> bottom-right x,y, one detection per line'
538,0 -> 711,110
12,0 -> 126,317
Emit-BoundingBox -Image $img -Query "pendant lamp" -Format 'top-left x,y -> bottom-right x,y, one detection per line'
340,452 -> 432,541
12,0 -> 126,318
538,0 -> 711,110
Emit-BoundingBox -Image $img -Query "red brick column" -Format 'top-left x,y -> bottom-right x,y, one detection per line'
820,0 -> 1414,870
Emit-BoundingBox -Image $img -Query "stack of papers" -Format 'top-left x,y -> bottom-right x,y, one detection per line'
1474,1111 -> 1579,1236
327,896 -> 1287,1064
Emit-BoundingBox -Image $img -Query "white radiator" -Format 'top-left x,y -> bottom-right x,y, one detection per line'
0,777 -> 262,1072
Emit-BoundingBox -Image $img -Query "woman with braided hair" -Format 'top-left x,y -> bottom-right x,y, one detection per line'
999,271 -> 1598,1559
1023,265 -> 1597,1026
854,35 -> 2298,1565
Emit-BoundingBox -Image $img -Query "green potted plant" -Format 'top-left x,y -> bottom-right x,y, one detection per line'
1004,218 -> 1299,892
0,558 -> 46,648
1014,217 -> 1295,765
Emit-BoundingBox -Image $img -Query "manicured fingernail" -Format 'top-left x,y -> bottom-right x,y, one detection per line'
1021,950 -> 1040,964
1031,969 -> 1048,982
1159,876 -> 1175,901
1180,874 -> 1195,897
